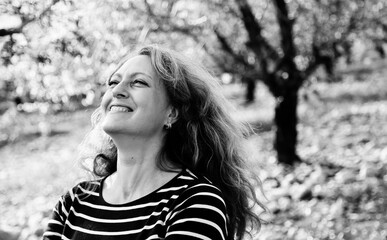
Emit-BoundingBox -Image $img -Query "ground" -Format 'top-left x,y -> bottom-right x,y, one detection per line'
0,69 -> 386,240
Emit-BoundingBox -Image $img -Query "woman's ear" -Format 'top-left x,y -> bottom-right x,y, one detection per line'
168,107 -> 179,124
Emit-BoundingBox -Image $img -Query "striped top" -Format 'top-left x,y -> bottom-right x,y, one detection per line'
43,169 -> 229,240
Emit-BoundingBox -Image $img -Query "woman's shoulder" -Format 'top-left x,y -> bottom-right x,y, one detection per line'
182,169 -> 221,190
173,169 -> 226,205
64,178 -> 103,198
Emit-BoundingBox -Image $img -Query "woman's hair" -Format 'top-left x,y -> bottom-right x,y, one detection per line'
79,45 -> 266,240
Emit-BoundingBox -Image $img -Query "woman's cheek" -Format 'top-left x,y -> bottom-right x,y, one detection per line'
100,91 -> 112,113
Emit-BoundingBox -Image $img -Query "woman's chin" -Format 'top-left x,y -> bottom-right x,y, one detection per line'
101,121 -> 123,135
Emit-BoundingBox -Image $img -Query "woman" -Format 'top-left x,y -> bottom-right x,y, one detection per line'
43,45 -> 265,240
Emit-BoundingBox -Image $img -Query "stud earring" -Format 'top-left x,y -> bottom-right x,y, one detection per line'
165,122 -> 172,129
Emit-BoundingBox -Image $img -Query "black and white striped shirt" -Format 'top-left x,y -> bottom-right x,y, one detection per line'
43,169 -> 229,240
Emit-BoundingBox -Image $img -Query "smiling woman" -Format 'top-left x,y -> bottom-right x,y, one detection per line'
101,55 -> 174,139
43,45 -> 266,240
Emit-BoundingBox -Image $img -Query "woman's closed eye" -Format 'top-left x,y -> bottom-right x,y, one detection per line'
130,79 -> 149,87
107,79 -> 119,87
107,79 -> 149,88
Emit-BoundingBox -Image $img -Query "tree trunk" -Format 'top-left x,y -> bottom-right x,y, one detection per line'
274,88 -> 301,165
245,77 -> 256,103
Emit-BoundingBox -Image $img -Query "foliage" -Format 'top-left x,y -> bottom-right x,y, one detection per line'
0,0 -> 122,108
0,0 -> 203,109
1,0 -> 386,105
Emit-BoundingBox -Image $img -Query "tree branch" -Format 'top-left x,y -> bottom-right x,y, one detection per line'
272,0 -> 296,63
235,0 -> 279,62
0,0 -> 61,37
213,28 -> 254,69
235,0 -> 271,78
143,0 -> 156,18
272,0 -> 308,89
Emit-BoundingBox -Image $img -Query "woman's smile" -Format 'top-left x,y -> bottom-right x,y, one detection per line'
109,105 -> 133,113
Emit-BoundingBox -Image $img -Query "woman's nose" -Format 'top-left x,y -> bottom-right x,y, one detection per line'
112,82 -> 130,99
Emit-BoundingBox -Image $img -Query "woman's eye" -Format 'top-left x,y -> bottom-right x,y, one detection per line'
131,80 -> 148,87
108,80 -> 119,87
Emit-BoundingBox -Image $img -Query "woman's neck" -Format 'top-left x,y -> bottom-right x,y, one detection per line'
102,134 -> 179,204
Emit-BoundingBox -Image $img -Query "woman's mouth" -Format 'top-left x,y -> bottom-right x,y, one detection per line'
110,106 -> 133,112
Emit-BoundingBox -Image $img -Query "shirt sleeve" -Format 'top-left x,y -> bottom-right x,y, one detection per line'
165,184 -> 229,240
42,189 -> 74,239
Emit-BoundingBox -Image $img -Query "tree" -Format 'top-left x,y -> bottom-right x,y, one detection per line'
136,0 -> 312,164
137,0 -> 387,165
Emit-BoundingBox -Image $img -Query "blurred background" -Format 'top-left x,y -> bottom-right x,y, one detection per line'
0,0 -> 387,239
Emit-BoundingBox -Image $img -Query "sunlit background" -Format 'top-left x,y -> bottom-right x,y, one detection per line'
1,0 -> 387,239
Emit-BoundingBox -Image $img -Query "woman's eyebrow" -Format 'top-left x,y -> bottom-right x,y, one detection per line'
106,72 -> 153,85
128,72 -> 153,80
106,73 -> 122,85
111,73 -> 122,79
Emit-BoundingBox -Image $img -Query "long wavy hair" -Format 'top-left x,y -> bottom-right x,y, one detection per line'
79,45 -> 266,240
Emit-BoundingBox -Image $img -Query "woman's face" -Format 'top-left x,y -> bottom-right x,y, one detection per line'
101,55 -> 172,139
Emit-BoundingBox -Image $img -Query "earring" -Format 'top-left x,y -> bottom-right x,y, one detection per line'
165,122 -> 172,129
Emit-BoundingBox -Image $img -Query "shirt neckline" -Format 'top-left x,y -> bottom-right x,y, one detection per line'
98,168 -> 186,206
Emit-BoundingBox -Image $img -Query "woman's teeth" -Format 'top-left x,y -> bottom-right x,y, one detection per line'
110,106 -> 131,112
